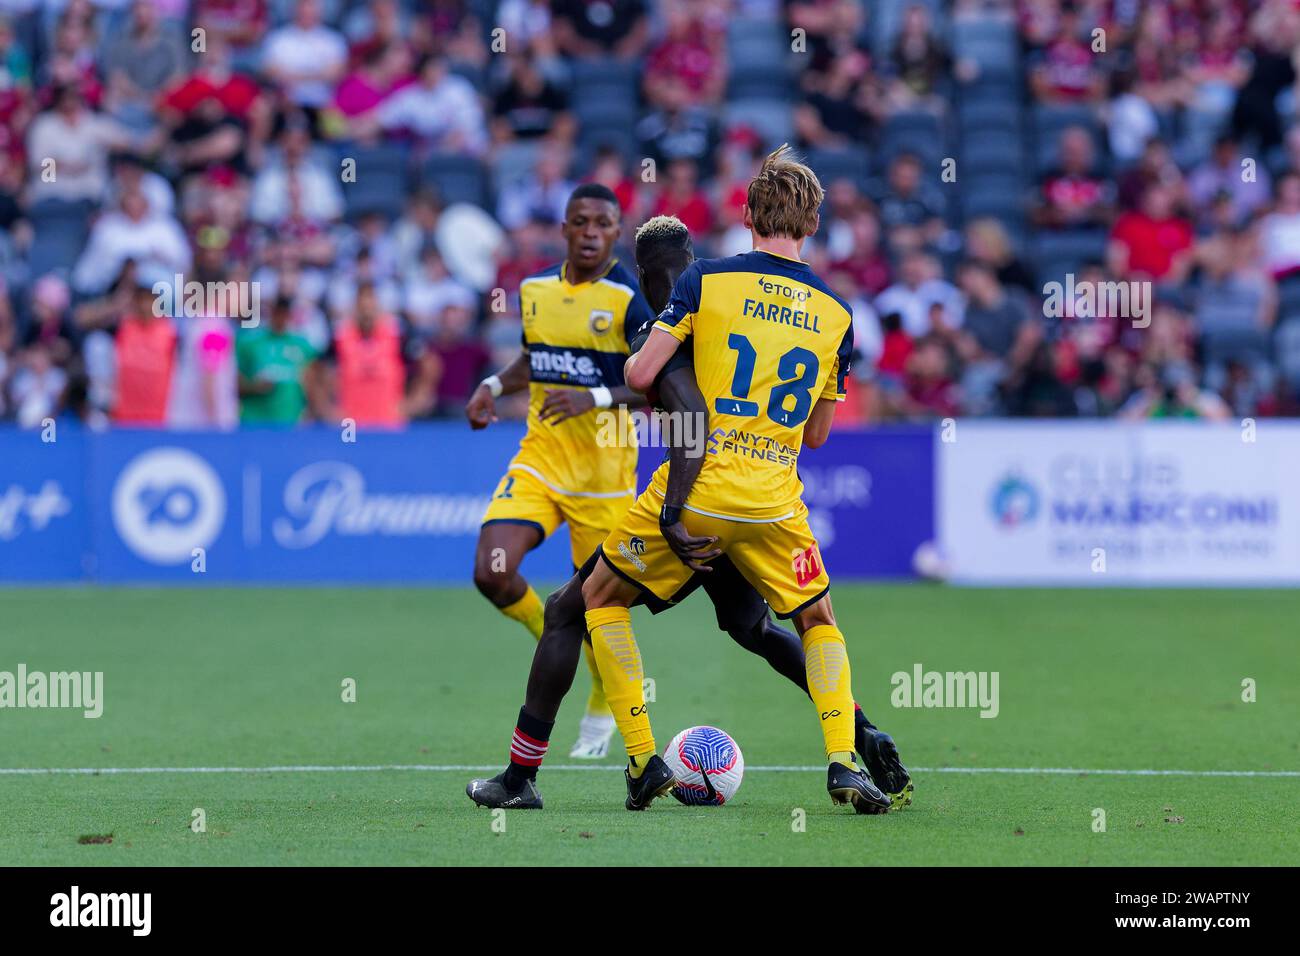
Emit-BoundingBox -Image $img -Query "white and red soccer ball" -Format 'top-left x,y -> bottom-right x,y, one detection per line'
664,726 -> 744,806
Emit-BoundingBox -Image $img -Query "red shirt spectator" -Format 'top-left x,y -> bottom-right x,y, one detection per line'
1030,9 -> 1102,103
332,287 -> 406,427
1037,126 -> 1114,231
651,159 -> 713,236
1110,186 -> 1194,280
158,64 -> 260,121
644,2 -> 722,105
195,0 -> 269,54
113,305 -> 178,426
876,323 -> 913,378
586,146 -> 640,217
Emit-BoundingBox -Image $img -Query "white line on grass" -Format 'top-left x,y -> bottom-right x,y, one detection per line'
0,765 -> 1297,778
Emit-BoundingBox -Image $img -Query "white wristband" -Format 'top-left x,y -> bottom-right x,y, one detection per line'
482,375 -> 503,398
590,386 -> 612,408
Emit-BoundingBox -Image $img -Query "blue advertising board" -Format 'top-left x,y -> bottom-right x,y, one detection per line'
1,424 -> 932,584
0,429 -> 89,581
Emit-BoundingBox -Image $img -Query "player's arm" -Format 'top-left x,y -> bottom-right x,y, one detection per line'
656,363 -> 721,572
803,398 -> 838,449
466,349 -> 530,430
537,381 -> 642,424
625,327 -> 681,394
804,320 -> 855,449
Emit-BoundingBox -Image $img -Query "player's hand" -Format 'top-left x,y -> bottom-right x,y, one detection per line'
662,522 -> 721,572
466,384 -> 498,430
538,388 -> 594,424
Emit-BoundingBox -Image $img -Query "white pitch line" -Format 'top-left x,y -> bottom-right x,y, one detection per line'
0,765 -> 1297,778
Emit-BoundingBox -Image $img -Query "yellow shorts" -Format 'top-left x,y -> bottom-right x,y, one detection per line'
598,489 -> 831,619
481,466 -> 634,569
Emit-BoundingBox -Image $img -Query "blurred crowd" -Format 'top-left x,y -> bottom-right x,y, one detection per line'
1,0 -> 1300,430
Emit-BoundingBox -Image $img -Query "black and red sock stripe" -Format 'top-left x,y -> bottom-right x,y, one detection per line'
503,707 -> 555,788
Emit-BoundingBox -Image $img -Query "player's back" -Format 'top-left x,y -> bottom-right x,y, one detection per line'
652,249 -> 853,522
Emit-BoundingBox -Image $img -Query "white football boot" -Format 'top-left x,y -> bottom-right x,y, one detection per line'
568,712 -> 616,759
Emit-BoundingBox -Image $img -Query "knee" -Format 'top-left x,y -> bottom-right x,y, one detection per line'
472,556 -> 514,603
543,582 -> 583,633
579,570 -> 604,608
581,561 -> 635,610
724,617 -> 765,653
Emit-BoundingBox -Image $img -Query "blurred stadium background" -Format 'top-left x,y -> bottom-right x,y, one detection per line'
1,0 -> 1299,587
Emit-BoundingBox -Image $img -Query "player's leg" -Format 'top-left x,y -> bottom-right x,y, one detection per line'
701,558 -> 911,803
701,556 -> 809,691
581,560 -> 671,809
582,495 -> 697,809
790,593 -> 888,814
500,576 -> 593,789
525,577 -> 589,721
474,470 -> 562,640
560,496 -> 632,758
727,512 -> 890,814
467,574 -> 589,809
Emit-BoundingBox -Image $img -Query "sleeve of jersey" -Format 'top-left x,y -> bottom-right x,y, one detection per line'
652,262 -> 703,343
622,289 -> 657,350
822,321 -> 854,402
518,285 -> 532,347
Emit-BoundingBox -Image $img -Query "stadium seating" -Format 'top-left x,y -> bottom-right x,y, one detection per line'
2,0 -> 1298,429
806,147 -> 872,191
26,200 -> 93,284
420,154 -> 491,212
723,99 -> 795,150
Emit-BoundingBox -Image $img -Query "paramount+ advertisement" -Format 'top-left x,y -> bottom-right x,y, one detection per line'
0,423 -> 931,584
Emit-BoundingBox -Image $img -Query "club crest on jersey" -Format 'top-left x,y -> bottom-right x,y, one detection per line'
589,309 -> 614,334
791,544 -> 821,588
629,536 -> 646,555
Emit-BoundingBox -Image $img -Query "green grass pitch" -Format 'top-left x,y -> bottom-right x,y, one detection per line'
1,585 -> 1297,866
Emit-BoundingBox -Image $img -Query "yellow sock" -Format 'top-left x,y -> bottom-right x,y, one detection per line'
581,640 -> 611,717
585,606 -> 655,760
802,624 -> 856,761
627,750 -> 658,779
500,586 -> 545,640
830,751 -> 858,770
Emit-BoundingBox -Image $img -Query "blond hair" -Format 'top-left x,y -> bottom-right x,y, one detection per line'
634,215 -> 690,245
746,144 -> 824,240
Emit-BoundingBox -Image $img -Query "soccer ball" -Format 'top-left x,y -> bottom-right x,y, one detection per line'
663,726 -> 744,806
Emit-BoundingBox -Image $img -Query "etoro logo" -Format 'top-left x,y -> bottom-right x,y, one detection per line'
111,448 -> 225,564
756,276 -> 810,301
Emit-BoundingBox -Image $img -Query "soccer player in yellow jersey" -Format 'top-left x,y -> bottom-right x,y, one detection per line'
466,183 -> 655,759
579,147 -> 892,812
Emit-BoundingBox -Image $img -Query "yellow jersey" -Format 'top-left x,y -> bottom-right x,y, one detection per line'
651,250 -> 854,522
511,258 -> 655,496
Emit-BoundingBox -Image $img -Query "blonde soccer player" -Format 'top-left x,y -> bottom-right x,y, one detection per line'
579,148 -> 892,813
